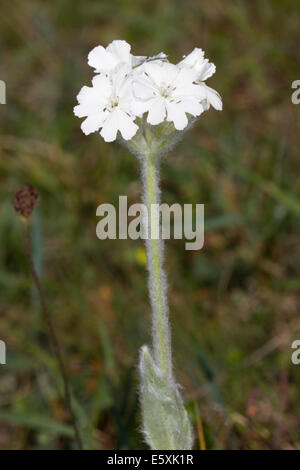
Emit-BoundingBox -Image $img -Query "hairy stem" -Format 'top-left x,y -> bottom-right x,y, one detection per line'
22,220 -> 83,450
140,151 -> 172,382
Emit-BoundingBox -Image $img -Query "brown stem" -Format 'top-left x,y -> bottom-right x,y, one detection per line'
22,220 -> 83,450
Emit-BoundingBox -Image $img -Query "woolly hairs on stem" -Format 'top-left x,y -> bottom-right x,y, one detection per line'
138,150 -> 193,450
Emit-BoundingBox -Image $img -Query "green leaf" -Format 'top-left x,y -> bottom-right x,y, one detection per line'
139,346 -> 193,450
0,410 -> 74,437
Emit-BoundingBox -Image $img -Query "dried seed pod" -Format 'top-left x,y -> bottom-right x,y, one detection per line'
13,185 -> 39,218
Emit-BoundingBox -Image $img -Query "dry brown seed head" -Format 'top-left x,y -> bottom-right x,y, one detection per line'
13,185 -> 39,218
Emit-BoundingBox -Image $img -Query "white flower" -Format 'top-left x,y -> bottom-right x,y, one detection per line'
178,48 -> 222,113
178,47 -> 216,82
74,66 -> 138,142
132,61 -> 211,130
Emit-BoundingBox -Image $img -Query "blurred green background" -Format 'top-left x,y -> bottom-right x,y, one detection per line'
0,0 -> 300,450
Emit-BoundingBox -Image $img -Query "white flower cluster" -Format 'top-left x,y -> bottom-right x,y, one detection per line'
74,40 -> 222,142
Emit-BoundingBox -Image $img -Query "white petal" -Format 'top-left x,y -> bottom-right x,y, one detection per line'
202,84 -> 222,110
146,98 -> 166,125
198,61 -> 216,81
131,99 -> 150,117
100,113 -> 119,142
178,48 -> 216,82
115,109 -> 139,140
144,63 -> 165,87
91,74 -> 112,99
74,104 -> 94,118
166,102 -> 188,130
81,112 -> 107,135
173,67 -> 196,88
133,77 -> 157,99
179,98 -> 204,117
88,45 -> 117,72
178,48 -> 205,69
76,85 -> 103,106
158,62 -> 178,85
88,46 -> 115,72
174,82 -> 207,100
106,40 -> 131,66
112,66 -> 132,97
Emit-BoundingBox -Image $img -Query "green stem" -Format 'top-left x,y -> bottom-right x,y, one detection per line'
141,151 -> 172,381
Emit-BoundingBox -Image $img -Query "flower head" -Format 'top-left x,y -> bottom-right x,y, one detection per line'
74,66 -> 138,142
74,41 -> 222,143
